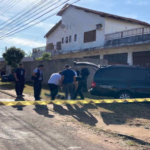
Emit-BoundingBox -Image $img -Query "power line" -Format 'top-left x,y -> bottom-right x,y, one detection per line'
0,0 -> 15,11
0,0 -> 61,34
0,0 -> 21,16
0,0 -> 44,27
0,0 -> 12,9
0,0 -> 54,33
0,0 -> 80,40
0,0 -> 68,38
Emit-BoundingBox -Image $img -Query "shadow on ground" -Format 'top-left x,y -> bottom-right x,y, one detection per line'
96,102 -> 150,126
13,97 -> 26,111
53,104 -> 98,126
34,105 -> 54,118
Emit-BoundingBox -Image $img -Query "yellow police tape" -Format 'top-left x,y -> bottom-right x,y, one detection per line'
0,98 -> 150,106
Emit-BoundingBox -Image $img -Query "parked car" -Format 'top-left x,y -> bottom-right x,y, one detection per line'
74,61 -> 150,99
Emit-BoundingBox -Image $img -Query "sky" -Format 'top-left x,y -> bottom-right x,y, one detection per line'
0,0 -> 150,56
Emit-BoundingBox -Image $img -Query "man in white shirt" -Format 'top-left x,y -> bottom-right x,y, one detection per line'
48,72 -> 62,100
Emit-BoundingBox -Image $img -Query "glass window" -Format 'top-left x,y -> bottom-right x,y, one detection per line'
94,68 -> 148,81
74,34 -> 77,41
62,38 -> 64,44
69,36 -> 71,43
66,37 -> 68,43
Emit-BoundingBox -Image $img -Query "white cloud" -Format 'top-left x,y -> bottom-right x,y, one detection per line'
3,37 -> 45,47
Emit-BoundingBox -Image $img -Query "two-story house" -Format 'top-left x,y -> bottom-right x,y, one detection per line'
39,4 -> 150,67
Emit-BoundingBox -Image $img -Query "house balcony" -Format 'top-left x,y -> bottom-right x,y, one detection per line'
105,27 -> 150,47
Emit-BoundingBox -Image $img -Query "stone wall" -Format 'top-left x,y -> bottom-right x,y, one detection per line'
23,58 -> 107,88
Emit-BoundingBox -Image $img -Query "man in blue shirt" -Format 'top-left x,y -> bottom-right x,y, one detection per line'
32,65 -> 44,100
61,64 -> 76,99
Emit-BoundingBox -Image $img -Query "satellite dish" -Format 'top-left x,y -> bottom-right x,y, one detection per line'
61,24 -> 66,32
61,24 -> 66,29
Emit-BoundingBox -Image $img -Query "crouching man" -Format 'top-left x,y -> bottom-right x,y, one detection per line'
48,72 -> 62,100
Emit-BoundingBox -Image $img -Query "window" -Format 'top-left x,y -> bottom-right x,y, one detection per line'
56,42 -> 61,50
66,37 -> 68,43
69,36 -> 72,43
94,68 -> 148,81
84,30 -> 96,43
46,43 -> 54,50
62,38 -> 64,44
74,34 -> 77,41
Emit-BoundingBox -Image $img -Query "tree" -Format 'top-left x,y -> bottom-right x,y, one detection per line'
35,52 -> 51,61
3,47 -> 25,69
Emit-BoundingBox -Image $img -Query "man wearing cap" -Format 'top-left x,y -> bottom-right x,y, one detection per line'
61,64 -> 76,99
14,63 -> 26,97
32,65 -> 44,100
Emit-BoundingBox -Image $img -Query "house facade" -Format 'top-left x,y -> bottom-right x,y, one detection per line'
34,4 -> 150,67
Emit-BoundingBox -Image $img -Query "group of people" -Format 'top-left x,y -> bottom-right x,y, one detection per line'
14,63 -> 90,101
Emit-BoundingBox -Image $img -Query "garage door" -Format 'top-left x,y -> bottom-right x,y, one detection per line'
133,51 -> 150,68
104,53 -> 128,65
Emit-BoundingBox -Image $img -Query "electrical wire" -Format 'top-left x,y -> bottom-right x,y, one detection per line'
0,0 -> 15,11
0,0 -> 56,33
0,0 -> 21,16
0,0 -> 21,15
0,0 -> 44,27
0,0 -> 80,40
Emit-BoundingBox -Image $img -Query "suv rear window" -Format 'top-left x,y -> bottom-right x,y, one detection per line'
94,68 -> 148,81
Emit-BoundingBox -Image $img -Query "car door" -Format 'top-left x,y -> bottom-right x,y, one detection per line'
130,69 -> 150,98
94,68 -> 120,97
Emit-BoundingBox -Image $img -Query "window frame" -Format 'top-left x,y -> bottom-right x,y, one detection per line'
56,41 -> 61,50
69,35 -> 72,43
62,38 -> 64,44
84,30 -> 96,43
74,34 -> 77,42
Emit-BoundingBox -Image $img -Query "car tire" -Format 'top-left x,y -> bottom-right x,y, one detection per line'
117,91 -> 132,99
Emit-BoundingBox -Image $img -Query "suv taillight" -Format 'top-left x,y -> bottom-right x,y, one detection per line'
91,81 -> 96,88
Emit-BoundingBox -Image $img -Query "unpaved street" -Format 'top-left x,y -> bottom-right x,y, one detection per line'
0,92 -> 148,150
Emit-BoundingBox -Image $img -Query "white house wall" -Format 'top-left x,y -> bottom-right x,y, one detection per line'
47,6 -> 105,51
105,17 -> 145,34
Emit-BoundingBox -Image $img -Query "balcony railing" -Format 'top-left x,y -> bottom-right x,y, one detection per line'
105,27 -> 150,41
32,46 -> 46,53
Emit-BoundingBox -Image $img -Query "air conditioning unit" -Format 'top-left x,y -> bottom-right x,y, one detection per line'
96,24 -> 103,30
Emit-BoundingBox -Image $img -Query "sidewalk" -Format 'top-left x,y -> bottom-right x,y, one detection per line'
0,89 -> 150,144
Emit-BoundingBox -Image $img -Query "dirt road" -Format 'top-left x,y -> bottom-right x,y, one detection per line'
0,92 -> 148,150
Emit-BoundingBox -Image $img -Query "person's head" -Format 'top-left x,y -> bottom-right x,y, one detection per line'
19,63 -> 23,68
38,64 -> 44,70
64,64 -> 70,69
59,71 -> 63,75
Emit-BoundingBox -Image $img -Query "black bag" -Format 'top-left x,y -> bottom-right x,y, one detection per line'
31,69 -> 40,81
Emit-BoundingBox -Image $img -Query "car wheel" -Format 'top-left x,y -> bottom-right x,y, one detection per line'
117,92 -> 132,99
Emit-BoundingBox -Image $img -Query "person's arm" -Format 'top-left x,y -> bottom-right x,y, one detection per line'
73,76 -> 76,83
61,75 -> 64,84
14,73 -> 19,81
32,72 -> 37,77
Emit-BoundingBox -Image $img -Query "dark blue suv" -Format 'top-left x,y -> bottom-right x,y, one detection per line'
90,65 -> 150,99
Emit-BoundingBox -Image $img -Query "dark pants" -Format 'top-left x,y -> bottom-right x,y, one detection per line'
48,84 -> 58,100
82,78 -> 88,92
34,81 -> 42,100
15,80 -> 25,96
63,83 -> 74,99
73,80 -> 84,100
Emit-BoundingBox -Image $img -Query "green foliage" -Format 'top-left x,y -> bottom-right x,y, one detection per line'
35,52 -> 51,61
3,47 -> 25,69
